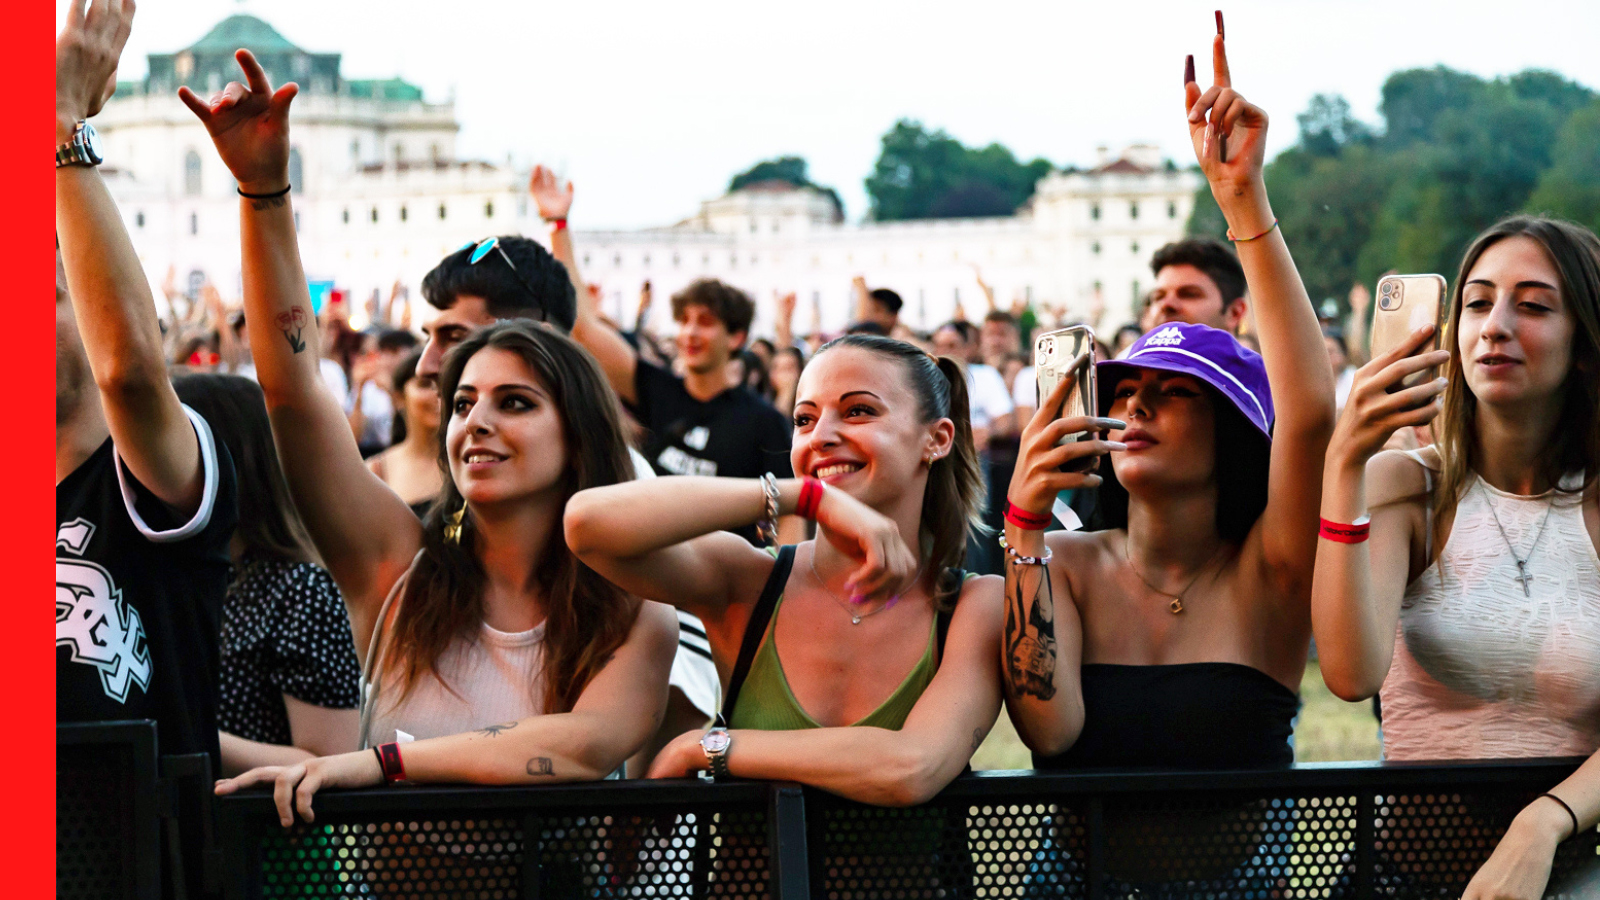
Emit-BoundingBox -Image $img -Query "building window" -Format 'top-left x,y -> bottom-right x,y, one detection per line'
184,150 -> 202,196
294,211 -> 301,232
672,254 -> 680,267
370,207 -> 379,223
350,140 -> 360,160
438,204 -> 447,220
730,254 -> 738,268
400,206 -> 409,222
642,254 -> 650,268
1168,201 -> 1178,219
1092,242 -> 1101,255
1090,203 -> 1100,221
1130,201 -> 1140,219
484,201 -> 494,218
1094,279 -> 1103,293
1132,280 -> 1142,305
1131,241 -> 1139,255
288,148 -> 303,194
614,254 -> 622,267
342,208 -> 350,225
583,253 -> 591,266
135,211 -> 145,228
703,254 -> 710,266
750,222 -> 758,234
189,212 -> 198,235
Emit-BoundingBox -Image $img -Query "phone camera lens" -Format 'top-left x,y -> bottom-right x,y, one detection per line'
1380,282 -> 1392,295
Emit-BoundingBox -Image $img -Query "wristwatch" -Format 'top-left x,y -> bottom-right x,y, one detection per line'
700,726 -> 732,780
56,121 -> 103,168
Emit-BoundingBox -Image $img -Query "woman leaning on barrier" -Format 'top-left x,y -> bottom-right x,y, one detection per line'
1312,217 -> 1600,899
186,51 -> 676,827
566,334 -> 1004,806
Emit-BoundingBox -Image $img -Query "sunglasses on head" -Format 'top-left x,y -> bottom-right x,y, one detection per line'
458,237 -> 548,323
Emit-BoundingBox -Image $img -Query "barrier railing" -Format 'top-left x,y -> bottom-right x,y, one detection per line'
209,758 -> 1599,899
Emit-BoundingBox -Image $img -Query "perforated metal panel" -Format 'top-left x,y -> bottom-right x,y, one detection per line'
253,806 -> 772,898
58,722 -> 160,900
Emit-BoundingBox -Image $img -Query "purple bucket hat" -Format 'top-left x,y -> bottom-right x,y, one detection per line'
1097,322 -> 1274,440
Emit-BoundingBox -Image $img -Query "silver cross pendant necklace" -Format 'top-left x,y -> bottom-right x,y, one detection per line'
1480,480 -> 1555,598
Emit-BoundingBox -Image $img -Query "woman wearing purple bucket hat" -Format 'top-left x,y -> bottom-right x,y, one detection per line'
999,18 -> 1336,774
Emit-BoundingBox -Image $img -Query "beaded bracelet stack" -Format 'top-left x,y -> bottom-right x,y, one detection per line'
998,533 -> 1052,567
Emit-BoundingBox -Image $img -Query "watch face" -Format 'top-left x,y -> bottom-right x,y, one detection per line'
83,125 -> 103,163
701,731 -> 730,754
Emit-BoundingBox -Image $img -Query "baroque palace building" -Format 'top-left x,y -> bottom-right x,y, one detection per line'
100,13 -> 1200,335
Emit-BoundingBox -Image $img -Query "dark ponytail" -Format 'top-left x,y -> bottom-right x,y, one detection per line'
815,335 -> 986,606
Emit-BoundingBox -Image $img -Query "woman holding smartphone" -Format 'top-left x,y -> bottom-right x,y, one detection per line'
1312,216 -> 1599,899
185,51 -> 676,827
1001,22 -> 1336,770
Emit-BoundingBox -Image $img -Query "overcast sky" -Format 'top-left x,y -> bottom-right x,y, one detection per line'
70,0 -> 1600,229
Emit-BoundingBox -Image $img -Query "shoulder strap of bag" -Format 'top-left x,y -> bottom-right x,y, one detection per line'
715,544 -> 796,727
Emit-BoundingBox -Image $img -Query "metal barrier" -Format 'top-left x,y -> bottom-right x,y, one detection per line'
58,720 -> 162,900
210,759 -> 1600,899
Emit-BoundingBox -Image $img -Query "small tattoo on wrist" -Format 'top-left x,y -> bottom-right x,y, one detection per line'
526,757 -> 554,777
248,195 -> 288,211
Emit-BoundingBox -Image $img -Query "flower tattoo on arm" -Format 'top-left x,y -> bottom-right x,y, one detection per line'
275,306 -> 308,354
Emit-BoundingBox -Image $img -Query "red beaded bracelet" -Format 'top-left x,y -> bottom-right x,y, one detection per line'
548,218 -> 568,231
373,742 -> 406,783
796,478 -> 824,520
1318,516 -> 1371,544
1004,500 -> 1052,531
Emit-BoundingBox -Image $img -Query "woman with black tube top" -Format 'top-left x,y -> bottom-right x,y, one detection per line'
998,19 -> 1334,773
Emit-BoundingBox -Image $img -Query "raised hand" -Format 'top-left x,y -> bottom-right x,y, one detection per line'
529,165 -> 574,221
177,49 -> 298,194
56,0 -> 134,141
1183,12 -> 1269,201
1007,353 -> 1126,515
777,291 -> 797,325
1328,325 -> 1449,470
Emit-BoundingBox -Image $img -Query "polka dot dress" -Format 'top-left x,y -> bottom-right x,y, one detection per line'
218,556 -> 361,745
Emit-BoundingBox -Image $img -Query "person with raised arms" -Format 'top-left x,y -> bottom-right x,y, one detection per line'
1001,17 -> 1336,771
565,334 -> 1004,806
183,50 -> 676,827
1312,216 -> 1599,900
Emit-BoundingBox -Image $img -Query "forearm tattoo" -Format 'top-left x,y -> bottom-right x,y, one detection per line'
526,757 -> 554,777
275,305 -> 308,353
476,721 -> 517,738
1004,562 -> 1058,700
247,195 -> 288,212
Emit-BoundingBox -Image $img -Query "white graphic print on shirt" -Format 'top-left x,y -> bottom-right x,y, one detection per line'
56,517 -> 152,703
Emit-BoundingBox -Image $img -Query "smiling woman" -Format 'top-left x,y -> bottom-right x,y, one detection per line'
564,333 -> 1004,809
182,49 -> 676,828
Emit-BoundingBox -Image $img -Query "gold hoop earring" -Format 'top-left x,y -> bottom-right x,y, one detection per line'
444,505 -> 466,545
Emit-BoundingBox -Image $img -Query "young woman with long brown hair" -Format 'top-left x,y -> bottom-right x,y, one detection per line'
189,51 -> 676,827
566,334 -> 1004,806
1313,216 -> 1599,899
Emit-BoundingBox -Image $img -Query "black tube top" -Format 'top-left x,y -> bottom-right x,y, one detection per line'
1033,662 -> 1299,770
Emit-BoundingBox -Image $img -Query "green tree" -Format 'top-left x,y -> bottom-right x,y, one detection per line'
1525,97 -> 1600,234
728,155 -> 843,218
866,120 -> 1053,221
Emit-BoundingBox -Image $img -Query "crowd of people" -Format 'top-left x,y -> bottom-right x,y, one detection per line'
55,2 -> 1597,898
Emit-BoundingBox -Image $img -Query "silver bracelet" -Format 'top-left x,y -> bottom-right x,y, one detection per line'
998,532 -> 1053,566
755,473 -> 781,545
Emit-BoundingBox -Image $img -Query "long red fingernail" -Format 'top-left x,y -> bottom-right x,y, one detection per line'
1215,9 -> 1225,38
1184,54 -> 1195,85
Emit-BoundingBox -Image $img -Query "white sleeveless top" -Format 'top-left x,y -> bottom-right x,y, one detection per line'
1380,453 -> 1600,761
367,620 -> 548,745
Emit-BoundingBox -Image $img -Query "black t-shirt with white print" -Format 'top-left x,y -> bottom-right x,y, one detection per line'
56,407 -> 238,766
631,360 -> 793,544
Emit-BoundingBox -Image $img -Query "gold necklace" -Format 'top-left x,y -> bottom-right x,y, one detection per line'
1123,540 -> 1228,614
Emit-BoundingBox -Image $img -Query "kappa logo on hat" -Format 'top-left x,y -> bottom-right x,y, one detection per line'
1144,326 -> 1186,347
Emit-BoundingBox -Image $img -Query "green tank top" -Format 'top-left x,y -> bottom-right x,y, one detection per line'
726,546 -> 943,732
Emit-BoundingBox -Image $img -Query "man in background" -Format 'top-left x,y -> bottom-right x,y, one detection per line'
1140,237 -> 1249,334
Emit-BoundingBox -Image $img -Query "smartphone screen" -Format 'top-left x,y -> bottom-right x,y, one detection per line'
1369,274 -> 1448,393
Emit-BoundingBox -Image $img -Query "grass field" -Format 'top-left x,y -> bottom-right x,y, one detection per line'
970,660 -> 1381,770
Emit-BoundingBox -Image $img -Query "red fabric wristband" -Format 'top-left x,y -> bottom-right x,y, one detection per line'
1318,516 -> 1371,544
1004,500 -> 1051,531
374,742 -> 406,783
548,218 -> 568,231
795,478 -> 824,520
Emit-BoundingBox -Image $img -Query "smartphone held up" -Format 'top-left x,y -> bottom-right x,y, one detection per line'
1034,325 -> 1099,472
1369,274 -> 1449,394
